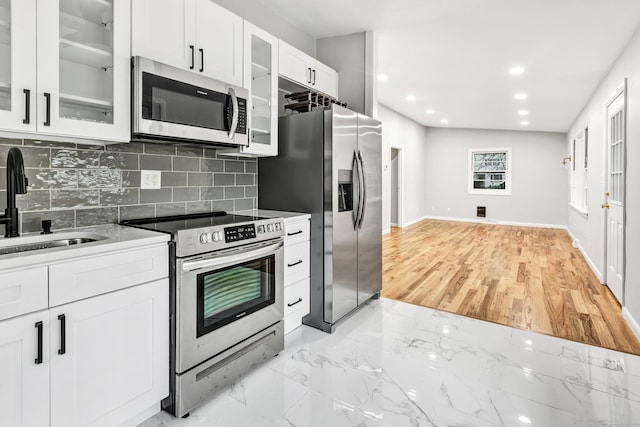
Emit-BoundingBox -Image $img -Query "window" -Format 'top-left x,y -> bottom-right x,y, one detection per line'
570,128 -> 588,213
468,148 -> 512,195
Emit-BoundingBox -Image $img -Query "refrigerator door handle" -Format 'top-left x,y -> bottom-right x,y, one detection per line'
356,150 -> 367,229
352,151 -> 361,228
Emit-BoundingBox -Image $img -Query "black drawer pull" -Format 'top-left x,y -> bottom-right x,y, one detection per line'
287,298 -> 303,307
43,92 -> 51,126
287,230 -> 303,236
287,260 -> 303,267
23,89 -> 31,124
58,314 -> 66,355
35,321 -> 43,365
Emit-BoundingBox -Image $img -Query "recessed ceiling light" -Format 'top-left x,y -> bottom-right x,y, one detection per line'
377,74 -> 389,81
441,119 -> 449,124
426,109 -> 435,115
406,95 -> 416,102
514,93 -> 528,100
518,415 -> 532,424
509,66 -> 525,75
520,121 -> 529,126
518,110 -> 529,116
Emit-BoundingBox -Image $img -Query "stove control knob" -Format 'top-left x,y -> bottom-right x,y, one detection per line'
199,233 -> 210,244
267,224 -> 274,232
275,222 -> 282,231
212,232 -> 220,242
257,225 -> 265,234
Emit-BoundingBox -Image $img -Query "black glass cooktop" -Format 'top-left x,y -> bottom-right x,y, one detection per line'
120,211 -> 264,235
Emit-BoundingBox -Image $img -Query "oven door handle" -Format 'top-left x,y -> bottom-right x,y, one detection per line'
182,240 -> 283,272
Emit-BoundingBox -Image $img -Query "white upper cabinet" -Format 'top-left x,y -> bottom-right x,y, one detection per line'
279,40 -> 338,98
132,0 -> 243,86
0,0 -> 37,134
0,0 -> 131,143
241,21 -> 278,156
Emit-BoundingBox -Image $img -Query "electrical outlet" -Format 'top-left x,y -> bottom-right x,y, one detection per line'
141,170 -> 161,189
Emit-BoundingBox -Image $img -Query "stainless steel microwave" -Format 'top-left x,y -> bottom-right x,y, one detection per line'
132,56 -> 249,147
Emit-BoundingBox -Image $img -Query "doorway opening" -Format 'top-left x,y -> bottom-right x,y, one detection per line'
390,146 -> 403,228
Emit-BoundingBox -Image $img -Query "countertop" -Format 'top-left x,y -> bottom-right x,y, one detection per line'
0,224 -> 170,271
235,209 -> 311,221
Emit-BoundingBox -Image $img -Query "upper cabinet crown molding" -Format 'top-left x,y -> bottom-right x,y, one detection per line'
131,0 -> 243,87
278,40 -> 338,98
0,0 -> 131,144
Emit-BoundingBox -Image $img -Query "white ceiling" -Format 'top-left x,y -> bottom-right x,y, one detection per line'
252,0 -> 640,133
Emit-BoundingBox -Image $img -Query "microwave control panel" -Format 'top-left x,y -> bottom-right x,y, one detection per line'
236,98 -> 247,135
224,224 -> 256,242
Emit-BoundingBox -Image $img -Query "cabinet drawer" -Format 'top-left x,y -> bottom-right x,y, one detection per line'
284,219 -> 309,246
283,277 -> 310,334
284,241 -> 309,286
49,245 -> 169,306
0,267 -> 48,321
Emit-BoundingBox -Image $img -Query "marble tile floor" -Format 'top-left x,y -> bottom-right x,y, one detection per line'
140,298 -> 640,427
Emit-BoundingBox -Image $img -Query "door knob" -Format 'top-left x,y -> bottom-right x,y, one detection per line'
605,192 -> 610,197
601,203 -> 610,209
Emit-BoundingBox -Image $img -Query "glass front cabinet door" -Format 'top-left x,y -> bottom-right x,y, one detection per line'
0,0 -> 37,133
242,21 -> 278,157
37,0 -> 131,142
0,0 -> 130,142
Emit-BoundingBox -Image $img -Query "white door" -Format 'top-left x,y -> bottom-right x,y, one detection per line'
390,148 -> 399,226
604,84 -> 626,304
312,60 -> 338,97
50,280 -> 169,427
278,40 -> 311,86
131,0 -> 192,71
0,311 -> 50,427
195,0 -> 243,86
0,0 -> 37,133
36,0 -> 131,142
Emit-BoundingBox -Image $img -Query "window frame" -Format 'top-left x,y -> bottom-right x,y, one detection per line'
569,127 -> 588,214
467,148 -> 512,196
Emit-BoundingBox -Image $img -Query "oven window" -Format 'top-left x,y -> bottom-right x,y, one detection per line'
196,255 -> 275,337
142,72 -> 229,131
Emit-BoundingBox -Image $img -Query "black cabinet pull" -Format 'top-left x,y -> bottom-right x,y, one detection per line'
287,260 -> 303,267
287,298 -> 303,307
189,45 -> 195,70
199,48 -> 204,72
43,93 -> 51,126
287,230 -> 303,236
307,67 -> 312,84
35,321 -> 43,365
58,314 -> 66,355
312,69 -> 316,85
23,89 -> 31,124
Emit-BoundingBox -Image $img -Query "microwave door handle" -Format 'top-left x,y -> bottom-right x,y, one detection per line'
182,240 -> 283,272
228,87 -> 239,140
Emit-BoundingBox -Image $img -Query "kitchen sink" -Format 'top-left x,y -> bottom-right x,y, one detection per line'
0,232 -> 107,256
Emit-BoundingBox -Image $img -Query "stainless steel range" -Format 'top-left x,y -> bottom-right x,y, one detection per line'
122,211 -> 285,418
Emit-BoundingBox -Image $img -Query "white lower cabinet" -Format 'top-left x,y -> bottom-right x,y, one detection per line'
0,241 -> 170,426
50,279 -> 168,427
282,216 -> 311,334
0,311 -> 50,427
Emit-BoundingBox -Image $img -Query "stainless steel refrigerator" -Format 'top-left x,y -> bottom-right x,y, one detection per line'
258,105 -> 382,333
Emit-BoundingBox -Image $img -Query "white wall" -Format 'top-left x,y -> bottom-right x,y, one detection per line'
211,0 -> 316,55
567,25 -> 640,332
379,105 -> 429,232
424,128 -> 568,227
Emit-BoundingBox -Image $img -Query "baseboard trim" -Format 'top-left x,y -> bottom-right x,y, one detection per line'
422,215 -> 566,229
382,228 -> 391,235
565,228 -> 604,282
403,215 -> 430,227
623,308 -> 640,343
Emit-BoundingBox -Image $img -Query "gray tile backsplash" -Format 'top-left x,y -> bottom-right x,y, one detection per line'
0,138 -> 257,233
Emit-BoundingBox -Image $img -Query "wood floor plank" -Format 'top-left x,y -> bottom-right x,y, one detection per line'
382,219 -> 640,355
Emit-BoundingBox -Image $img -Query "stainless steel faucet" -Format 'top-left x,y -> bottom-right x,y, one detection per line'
0,147 -> 29,237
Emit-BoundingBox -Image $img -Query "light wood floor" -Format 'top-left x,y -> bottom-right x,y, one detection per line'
382,219 -> 640,355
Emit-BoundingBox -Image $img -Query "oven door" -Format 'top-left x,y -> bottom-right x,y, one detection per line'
132,56 -> 248,146
176,239 -> 283,373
